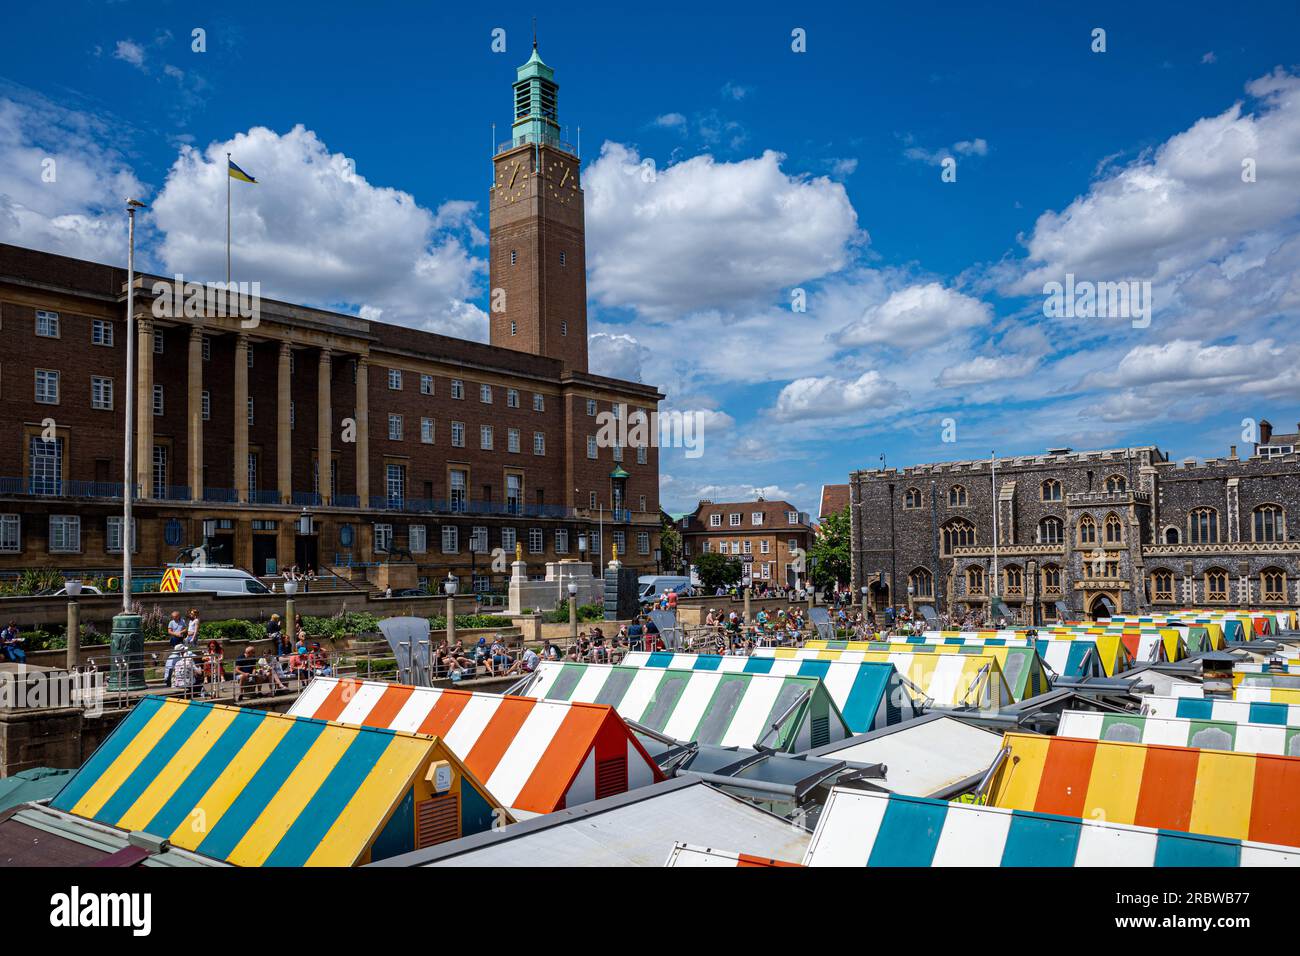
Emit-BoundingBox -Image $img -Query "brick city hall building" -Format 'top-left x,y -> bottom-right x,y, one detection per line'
0,45 -> 663,591
849,426 -> 1300,623
678,498 -> 814,588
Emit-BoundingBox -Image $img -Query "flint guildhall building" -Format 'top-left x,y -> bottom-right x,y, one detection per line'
849,424 -> 1300,623
0,46 -> 663,591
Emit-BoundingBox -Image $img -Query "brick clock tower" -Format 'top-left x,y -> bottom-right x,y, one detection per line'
489,42 -> 588,373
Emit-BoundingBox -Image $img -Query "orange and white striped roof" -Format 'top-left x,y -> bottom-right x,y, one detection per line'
288,677 -> 664,815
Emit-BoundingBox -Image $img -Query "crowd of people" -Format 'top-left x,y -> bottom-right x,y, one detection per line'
160,607 -> 332,698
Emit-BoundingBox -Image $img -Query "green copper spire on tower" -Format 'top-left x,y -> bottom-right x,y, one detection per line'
510,38 -> 567,153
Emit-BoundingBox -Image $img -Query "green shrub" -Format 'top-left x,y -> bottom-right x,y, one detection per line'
301,612 -> 382,639
427,614 -> 514,630
544,601 -> 603,624
198,619 -> 265,646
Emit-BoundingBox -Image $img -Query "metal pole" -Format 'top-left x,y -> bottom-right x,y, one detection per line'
991,451 -> 999,602
226,152 -> 231,287
446,593 -> 456,648
569,594 -> 577,643
123,204 -> 137,612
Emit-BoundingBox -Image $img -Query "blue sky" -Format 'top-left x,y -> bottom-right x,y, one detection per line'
2,0 -> 1298,517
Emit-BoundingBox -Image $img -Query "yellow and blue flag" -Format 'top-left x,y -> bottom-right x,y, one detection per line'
228,159 -> 257,184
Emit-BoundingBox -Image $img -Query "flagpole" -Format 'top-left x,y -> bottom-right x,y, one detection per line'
226,151 -> 231,286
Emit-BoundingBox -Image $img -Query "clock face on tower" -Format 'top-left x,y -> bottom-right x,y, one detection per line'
546,157 -> 578,205
495,157 -> 529,203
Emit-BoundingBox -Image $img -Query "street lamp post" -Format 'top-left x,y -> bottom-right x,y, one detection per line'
567,580 -> 578,643
283,576 -> 298,664
110,198 -> 148,692
445,572 -> 459,648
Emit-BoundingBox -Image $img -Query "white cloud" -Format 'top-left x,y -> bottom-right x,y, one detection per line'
588,330 -> 649,381
828,157 -> 858,178
585,142 -> 861,315
1085,338 -> 1300,395
936,353 -> 1041,387
904,137 -> 989,165
113,40 -> 146,69
0,93 -> 144,263
1009,69 -> 1300,298
653,112 -> 687,133
151,124 -> 486,338
772,369 -> 903,421
837,282 -> 993,350
721,82 -> 751,101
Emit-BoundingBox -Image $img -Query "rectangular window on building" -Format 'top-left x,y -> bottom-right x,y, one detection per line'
451,421 -> 465,447
471,526 -> 488,553
421,418 -> 434,443
788,511 -> 799,524
506,474 -> 522,514
752,512 -> 763,524
508,428 -> 520,453
202,335 -> 211,361
202,391 -> 210,421
388,414 -> 403,441
613,531 -> 625,554
29,436 -> 63,495
556,529 -> 569,553
441,525 -> 459,554
154,384 -> 165,417
720,541 -> 729,555
743,540 -> 753,554
587,436 -> 597,459
638,532 -> 650,555
153,445 -> 168,499
528,527 -> 544,553
106,516 -> 138,554
480,383 -> 492,404
729,513 -> 741,527
480,425 -> 493,450
588,491 -> 597,509
409,524 -> 427,554
386,463 -> 406,507
420,374 -> 433,395
91,319 -> 113,346
35,369 -> 59,405
449,469 -> 467,512
561,321 -> 568,336
788,538 -> 797,551
533,393 -> 544,411
49,515 -> 80,553
155,329 -> 167,354
374,523 -> 393,552
612,445 -> 623,462
710,514 -> 721,527
451,379 -> 464,399
586,399 -> 597,416
534,432 -> 545,456
247,396 -> 254,425
92,376 -> 113,410
507,388 -> 519,408
247,452 -> 258,495
639,495 -> 647,512
637,445 -> 647,465
501,527 -> 517,552
760,540 -> 770,554
36,310 -> 60,338
290,401 -> 295,430
0,514 -> 19,553
388,368 -> 402,390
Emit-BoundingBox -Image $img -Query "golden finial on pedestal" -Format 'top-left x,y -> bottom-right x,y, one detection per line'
515,541 -> 522,562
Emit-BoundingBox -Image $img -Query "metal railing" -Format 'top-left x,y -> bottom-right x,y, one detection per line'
0,477 -> 140,499
365,496 -> 576,519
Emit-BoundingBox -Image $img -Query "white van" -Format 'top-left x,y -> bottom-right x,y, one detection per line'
638,575 -> 693,604
164,567 -> 272,595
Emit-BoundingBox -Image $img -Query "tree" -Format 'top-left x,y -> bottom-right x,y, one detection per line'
809,505 -> 851,591
694,552 -> 742,592
658,514 -> 684,573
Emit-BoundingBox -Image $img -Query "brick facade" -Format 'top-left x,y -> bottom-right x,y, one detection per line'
680,499 -> 814,587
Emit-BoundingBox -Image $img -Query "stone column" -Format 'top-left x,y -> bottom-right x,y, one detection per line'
278,343 -> 292,504
135,317 -> 155,496
188,327 -> 204,500
234,334 -> 250,502
317,348 -> 332,505
355,356 -> 370,506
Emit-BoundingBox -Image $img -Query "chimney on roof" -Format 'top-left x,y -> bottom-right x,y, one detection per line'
1259,420 -> 1273,444
1229,445 -> 1237,459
